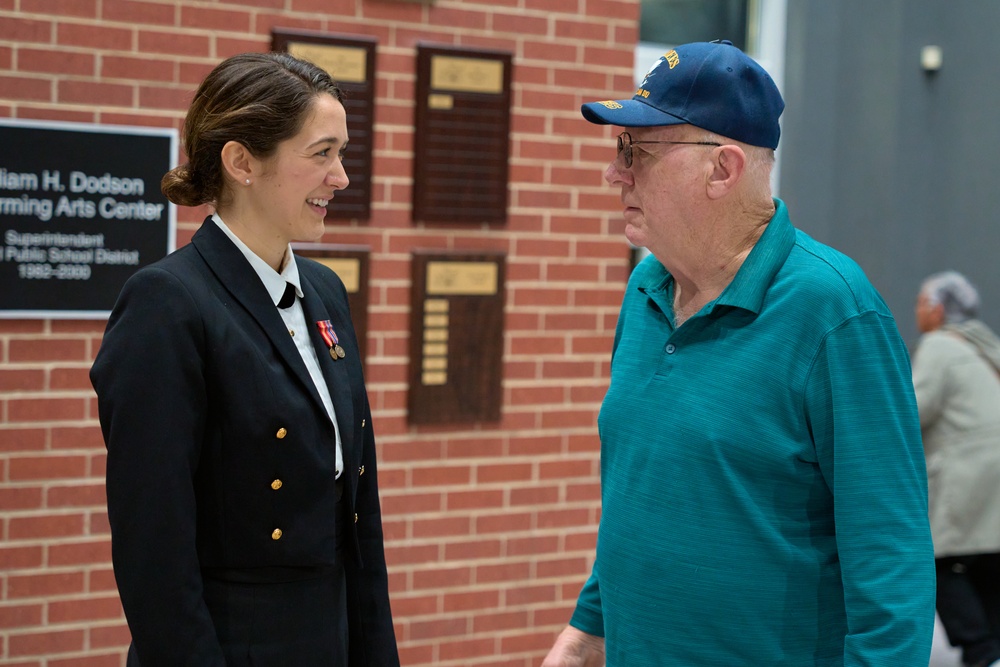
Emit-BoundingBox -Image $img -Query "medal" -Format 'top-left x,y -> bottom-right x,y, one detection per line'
316,320 -> 346,361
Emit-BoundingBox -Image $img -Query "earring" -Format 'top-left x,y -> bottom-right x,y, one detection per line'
245,178 -> 251,185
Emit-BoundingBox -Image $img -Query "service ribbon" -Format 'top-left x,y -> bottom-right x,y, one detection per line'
316,319 -> 338,347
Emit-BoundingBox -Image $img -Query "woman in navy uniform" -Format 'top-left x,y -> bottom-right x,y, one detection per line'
90,52 -> 399,666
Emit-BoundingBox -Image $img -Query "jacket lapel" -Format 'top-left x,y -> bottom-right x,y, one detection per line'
298,266 -> 357,462
190,220 -> 327,415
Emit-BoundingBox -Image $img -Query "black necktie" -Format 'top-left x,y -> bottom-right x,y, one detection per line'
277,282 -> 296,309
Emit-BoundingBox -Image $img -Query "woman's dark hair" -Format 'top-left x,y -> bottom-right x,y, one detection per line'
161,52 -> 343,207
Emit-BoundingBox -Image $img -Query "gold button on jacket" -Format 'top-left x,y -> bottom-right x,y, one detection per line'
271,528 -> 282,540
271,479 -> 282,490
275,427 -> 287,439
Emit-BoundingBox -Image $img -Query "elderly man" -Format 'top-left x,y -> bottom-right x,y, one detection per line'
542,40 -> 935,666
913,271 -> 1000,667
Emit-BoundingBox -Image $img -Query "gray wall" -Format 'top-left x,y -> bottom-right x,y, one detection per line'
779,0 -> 1000,347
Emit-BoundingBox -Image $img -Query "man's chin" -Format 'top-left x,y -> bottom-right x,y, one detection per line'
623,224 -> 647,249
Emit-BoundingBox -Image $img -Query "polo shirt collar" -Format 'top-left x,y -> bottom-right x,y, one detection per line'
713,198 -> 795,314
637,198 -> 795,317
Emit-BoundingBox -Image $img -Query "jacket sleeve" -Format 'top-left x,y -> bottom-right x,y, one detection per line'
345,392 -> 400,667
805,311 -> 935,667
90,267 -> 226,666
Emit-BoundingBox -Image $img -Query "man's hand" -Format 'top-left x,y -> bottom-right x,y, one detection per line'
541,625 -> 606,667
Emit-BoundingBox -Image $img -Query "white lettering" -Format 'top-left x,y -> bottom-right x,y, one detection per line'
54,195 -> 97,219
69,171 -> 145,196
98,197 -> 164,220
0,195 -> 53,221
3,229 -> 105,248
42,170 -> 62,191
95,248 -> 140,265
5,246 -> 47,262
0,168 -> 40,191
48,247 -> 94,264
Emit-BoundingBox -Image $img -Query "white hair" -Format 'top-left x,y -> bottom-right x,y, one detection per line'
920,271 -> 980,323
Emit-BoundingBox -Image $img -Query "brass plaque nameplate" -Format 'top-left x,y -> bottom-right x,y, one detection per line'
430,55 -> 504,94
427,93 -> 454,110
317,258 -> 360,293
426,261 -> 498,296
423,357 -> 447,371
422,371 -> 448,385
424,328 -> 448,342
424,298 -> 449,313
288,43 -> 367,83
423,342 -> 448,357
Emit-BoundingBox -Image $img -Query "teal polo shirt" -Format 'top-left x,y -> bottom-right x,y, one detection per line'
571,199 -> 935,666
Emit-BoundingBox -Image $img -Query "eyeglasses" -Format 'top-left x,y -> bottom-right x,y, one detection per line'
616,131 -> 720,168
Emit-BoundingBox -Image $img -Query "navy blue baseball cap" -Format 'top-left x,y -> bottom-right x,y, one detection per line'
581,40 -> 784,149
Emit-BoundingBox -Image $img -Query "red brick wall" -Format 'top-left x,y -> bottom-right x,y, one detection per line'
0,1 -> 639,664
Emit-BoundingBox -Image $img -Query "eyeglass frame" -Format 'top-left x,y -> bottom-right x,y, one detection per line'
616,131 -> 721,168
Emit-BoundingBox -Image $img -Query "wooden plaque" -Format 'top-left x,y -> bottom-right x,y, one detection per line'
413,44 -> 512,224
292,243 -> 371,363
273,29 -> 376,221
408,250 -> 506,424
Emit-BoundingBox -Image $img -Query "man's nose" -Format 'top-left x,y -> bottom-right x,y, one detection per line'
605,159 -> 631,186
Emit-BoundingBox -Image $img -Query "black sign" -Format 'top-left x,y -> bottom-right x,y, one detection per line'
0,119 -> 176,319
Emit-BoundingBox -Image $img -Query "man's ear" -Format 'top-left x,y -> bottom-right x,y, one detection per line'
705,145 -> 746,200
220,141 -> 255,186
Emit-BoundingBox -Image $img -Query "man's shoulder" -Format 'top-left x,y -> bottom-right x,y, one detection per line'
783,228 -> 889,317
789,229 -> 866,284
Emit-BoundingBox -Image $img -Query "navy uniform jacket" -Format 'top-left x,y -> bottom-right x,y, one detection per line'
90,218 -> 399,666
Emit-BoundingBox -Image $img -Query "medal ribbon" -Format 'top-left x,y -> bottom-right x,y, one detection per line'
317,320 -> 346,360
316,319 -> 339,348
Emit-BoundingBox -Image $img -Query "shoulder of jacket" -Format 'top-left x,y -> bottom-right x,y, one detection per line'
920,330 -> 974,359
